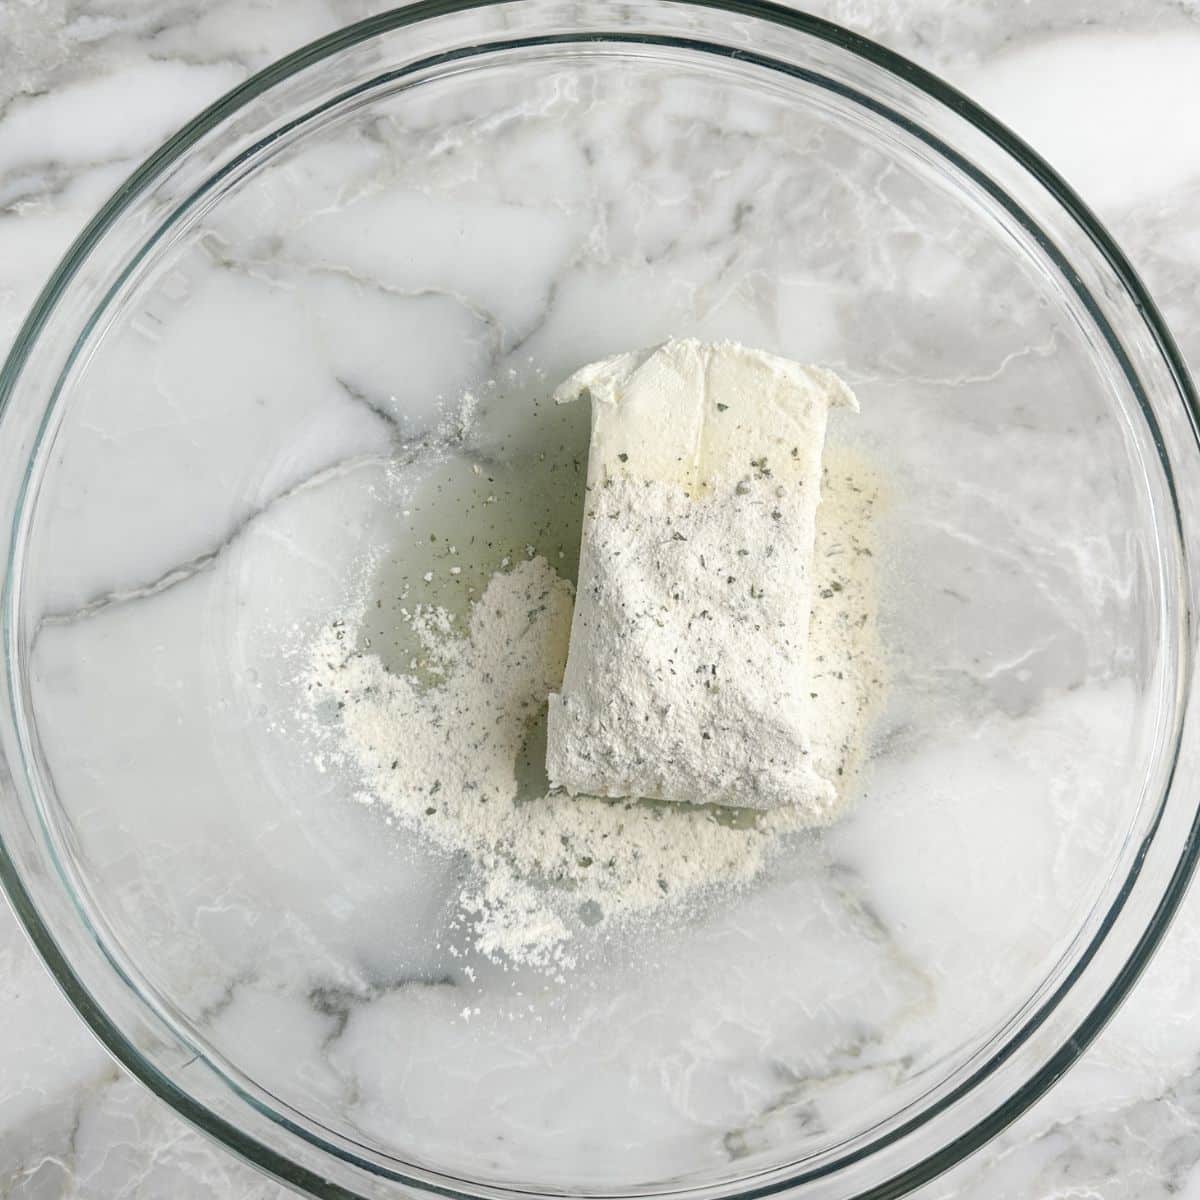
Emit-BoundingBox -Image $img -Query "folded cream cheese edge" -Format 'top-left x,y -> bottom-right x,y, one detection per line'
551,337 -> 857,494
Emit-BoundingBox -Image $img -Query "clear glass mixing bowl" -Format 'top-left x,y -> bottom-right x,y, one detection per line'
2,2 -> 1199,1197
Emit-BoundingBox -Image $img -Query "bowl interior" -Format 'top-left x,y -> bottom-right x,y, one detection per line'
7,22 -> 1179,1199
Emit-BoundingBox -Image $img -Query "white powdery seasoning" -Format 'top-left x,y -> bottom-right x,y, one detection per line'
304,559 -> 792,968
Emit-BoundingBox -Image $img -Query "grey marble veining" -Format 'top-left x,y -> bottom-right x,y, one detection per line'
3,2 -> 1200,1198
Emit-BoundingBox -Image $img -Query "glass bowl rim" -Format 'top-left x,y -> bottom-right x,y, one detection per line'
1,1 -> 1198,1198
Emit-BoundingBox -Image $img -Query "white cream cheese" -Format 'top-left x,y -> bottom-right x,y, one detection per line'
546,338 -> 857,812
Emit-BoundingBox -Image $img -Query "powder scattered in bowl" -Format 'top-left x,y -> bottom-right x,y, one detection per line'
300,446 -> 884,972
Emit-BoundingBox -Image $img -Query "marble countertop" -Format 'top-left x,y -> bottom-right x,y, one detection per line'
4,1 -> 1200,1197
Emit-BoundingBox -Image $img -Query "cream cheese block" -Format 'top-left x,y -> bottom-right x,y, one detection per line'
545,338 -> 857,813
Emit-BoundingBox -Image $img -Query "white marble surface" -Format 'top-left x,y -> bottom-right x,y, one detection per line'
4,1 -> 1200,1197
